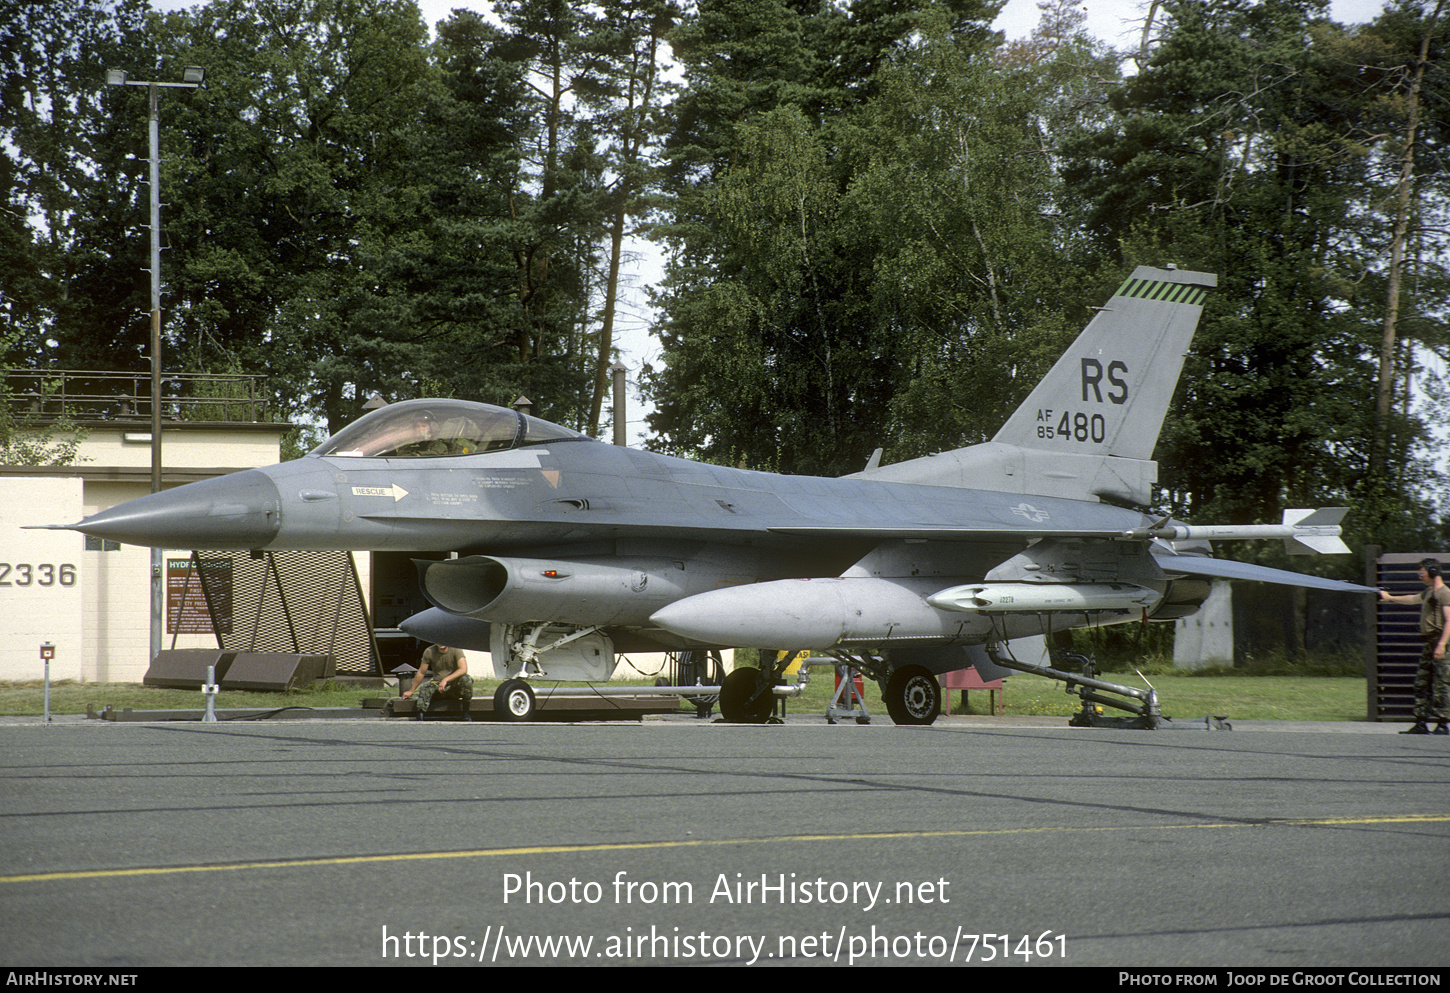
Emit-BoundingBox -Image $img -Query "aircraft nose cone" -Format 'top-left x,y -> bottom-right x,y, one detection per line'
72,469 -> 282,549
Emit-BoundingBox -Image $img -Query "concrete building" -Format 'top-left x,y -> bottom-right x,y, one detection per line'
2,372 -> 299,682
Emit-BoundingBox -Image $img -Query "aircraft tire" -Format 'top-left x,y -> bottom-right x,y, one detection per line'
719,667 -> 773,724
493,679 -> 536,722
884,665 -> 940,726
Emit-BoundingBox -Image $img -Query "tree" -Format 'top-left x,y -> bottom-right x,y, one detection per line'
577,0 -> 679,438
0,365 -> 88,466
846,3 -> 1121,460
153,0 -> 448,433
1324,0 -> 1450,550
8,0 -> 645,437
0,0 -> 152,371
1060,0 -> 1443,558
1362,0 -> 1449,480
644,0 -> 1004,475
461,0 -> 638,432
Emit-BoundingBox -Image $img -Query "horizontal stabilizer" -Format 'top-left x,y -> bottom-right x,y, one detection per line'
1151,554 -> 1376,594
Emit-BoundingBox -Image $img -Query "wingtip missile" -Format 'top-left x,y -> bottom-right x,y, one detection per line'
1280,508 -> 1350,556
1135,507 -> 1350,555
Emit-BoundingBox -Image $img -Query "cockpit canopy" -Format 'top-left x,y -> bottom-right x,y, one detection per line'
311,399 -> 588,459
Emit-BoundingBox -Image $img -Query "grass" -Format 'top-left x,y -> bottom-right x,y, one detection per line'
0,679 -> 378,717
0,670 -> 1370,722
0,677 -> 708,718
779,671 -> 1367,721
967,674 -> 1367,722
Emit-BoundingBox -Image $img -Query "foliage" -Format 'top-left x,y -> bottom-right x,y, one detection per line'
1,0 -> 1443,563
159,0 -> 491,435
1,0 -> 647,437
0,407 -> 89,466
279,422 -> 323,461
845,10 -> 1121,461
1060,623 -> 1175,672
1059,0 -> 1448,561
0,372 -> 89,466
644,0 -> 1011,476
569,0 -> 681,436
0,0 -> 152,370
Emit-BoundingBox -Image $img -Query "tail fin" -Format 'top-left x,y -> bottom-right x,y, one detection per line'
853,265 -> 1215,505
992,266 -> 1215,460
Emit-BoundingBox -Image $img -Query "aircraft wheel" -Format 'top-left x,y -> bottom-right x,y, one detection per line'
884,665 -> 940,726
493,679 -> 536,722
719,667 -> 773,724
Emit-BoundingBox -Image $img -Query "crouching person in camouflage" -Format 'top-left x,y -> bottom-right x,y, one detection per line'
403,644 -> 473,721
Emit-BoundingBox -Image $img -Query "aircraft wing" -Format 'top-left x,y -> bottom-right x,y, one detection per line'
767,525 -> 1140,541
1151,553 -> 1376,594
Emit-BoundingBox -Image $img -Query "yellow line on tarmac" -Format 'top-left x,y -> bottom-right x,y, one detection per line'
3,815 -> 1445,885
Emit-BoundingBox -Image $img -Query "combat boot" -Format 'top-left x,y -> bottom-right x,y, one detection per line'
1401,722 -> 1429,734
1434,724 -> 1448,735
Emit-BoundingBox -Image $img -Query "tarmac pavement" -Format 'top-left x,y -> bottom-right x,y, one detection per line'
1,711 -> 1446,968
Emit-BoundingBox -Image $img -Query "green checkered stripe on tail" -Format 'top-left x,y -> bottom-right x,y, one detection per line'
1114,276 -> 1210,306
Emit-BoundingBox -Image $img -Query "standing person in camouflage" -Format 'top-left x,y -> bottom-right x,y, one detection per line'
1380,559 -> 1450,735
402,644 -> 473,721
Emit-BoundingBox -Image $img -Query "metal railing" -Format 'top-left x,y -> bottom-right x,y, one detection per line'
4,369 -> 273,423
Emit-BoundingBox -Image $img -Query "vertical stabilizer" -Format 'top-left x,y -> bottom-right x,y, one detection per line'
853,266 -> 1215,504
992,266 -> 1215,460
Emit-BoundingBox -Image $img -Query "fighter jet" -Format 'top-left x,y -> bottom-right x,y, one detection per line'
63,265 -> 1371,724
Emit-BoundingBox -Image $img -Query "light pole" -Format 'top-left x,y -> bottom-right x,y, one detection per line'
105,66 -> 205,666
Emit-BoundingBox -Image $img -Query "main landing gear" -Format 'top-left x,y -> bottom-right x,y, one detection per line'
718,666 -> 780,724
882,664 -> 941,726
717,652 -> 945,727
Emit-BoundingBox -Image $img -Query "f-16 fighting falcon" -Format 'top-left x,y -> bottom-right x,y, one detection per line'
60,266 -> 1373,725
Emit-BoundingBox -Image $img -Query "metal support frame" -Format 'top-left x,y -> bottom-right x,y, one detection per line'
824,661 -> 870,725
985,645 -> 1228,730
172,549 -> 376,674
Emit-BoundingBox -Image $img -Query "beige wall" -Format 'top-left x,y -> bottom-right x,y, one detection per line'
1,477 -> 85,682
73,426 -> 284,471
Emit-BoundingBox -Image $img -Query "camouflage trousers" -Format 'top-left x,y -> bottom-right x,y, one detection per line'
415,674 -> 474,716
1414,637 -> 1449,724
